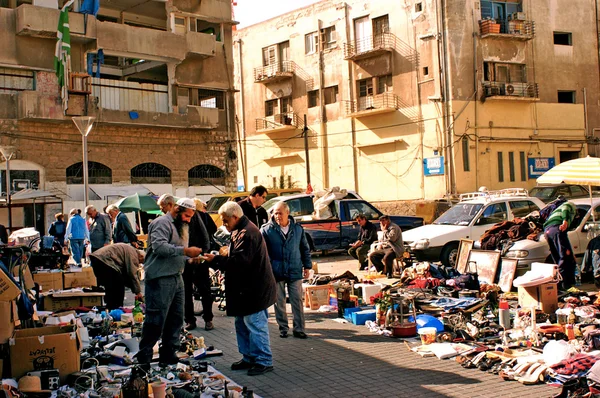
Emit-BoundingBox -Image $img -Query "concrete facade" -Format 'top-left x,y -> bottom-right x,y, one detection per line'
233,0 -> 599,205
0,0 -> 237,231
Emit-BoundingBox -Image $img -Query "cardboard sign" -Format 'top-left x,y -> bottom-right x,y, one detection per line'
10,325 -> 80,382
33,272 -> 64,292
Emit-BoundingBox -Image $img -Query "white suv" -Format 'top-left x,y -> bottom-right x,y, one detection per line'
403,189 -> 545,267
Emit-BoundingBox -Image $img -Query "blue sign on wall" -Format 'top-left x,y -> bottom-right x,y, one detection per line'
528,157 -> 555,179
424,156 -> 445,176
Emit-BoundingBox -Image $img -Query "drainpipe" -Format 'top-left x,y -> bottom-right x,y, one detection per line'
344,4 -> 359,192
317,19 -> 330,188
235,38 -> 248,189
440,0 -> 456,195
473,7 -> 479,191
584,87 -> 589,139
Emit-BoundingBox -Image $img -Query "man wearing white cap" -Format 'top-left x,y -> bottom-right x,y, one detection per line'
136,198 -> 203,366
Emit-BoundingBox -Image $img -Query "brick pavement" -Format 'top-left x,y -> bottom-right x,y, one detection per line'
190,254 -> 558,398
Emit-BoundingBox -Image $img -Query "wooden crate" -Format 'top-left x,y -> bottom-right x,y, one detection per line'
304,285 -> 332,310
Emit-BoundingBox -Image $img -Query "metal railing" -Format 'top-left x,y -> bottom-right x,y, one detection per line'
344,93 -> 399,114
482,82 -> 539,98
479,19 -> 535,38
255,113 -> 302,131
253,61 -> 295,83
343,32 -> 397,59
90,77 -> 169,113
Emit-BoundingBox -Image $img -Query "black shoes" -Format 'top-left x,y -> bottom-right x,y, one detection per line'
280,331 -> 288,338
247,364 -> 274,376
205,321 -> 214,331
293,331 -> 307,339
231,360 -> 254,371
185,322 -> 197,331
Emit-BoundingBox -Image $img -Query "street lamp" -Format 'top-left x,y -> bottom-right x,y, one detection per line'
0,146 -> 16,233
72,116 -> 95,207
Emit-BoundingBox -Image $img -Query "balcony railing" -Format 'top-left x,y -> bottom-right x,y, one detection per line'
482,82 -> 539,99
479,19 -> 535,40
343,32 -> 397,60
254,61 -> 295,84
256,113 -> 302,133
344,93 -> 399,117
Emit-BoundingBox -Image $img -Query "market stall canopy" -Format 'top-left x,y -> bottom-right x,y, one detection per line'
537,156 -> 600,186
114,193 -> 160,213
89,185 -> 152,200
10,189 -> 57,201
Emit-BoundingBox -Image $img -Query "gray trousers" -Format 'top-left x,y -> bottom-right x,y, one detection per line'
275,279 -> 305,333
137,274 -> 185,363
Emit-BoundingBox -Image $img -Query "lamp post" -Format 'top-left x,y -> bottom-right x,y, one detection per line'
72,117 -> 95,207
0,146 -> 16,233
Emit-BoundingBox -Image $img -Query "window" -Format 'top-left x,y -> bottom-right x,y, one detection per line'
262,45 -> 276,67
570,186 -> 587,197
198,89 -> 225,109
305,32 -> 319,54
554,32 -> 572,46
308,90 -> 319,108
131,163 -> 171,184
280,96 -> 292,113
373,15 -> 390,36
498,152 -> 504,182
462,136 -> 470,172
358,78 -> 374,97
324,86 -> 338,105
484,62 -> 526,83
415,2 -> 423,12
520,152 -> 526,181
0,68 -> 34,94
423,66 -> 429,76
480,0 -> 520,20
509,200 -> 540,218
508,152 -> 515,182
66,162 -> 112,185
558,91 -> 576,104
346,202 -> 380,221
321,26 -> 336,50
265,99 -> 277,116
188,164 -> 225,186
377,75 -> 393,94
286,197 -> 315,217
476,202 -> 508,225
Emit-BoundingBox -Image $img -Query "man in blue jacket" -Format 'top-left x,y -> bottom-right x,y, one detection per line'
107,204 -> 138,247
65,208 -> 89,267
261,201 -> 312,339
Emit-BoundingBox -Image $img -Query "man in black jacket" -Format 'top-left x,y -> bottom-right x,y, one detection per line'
202,202 -> 276,376
107,204 -> 138,247
348,214 -> 378,270
238,185 -> 269,228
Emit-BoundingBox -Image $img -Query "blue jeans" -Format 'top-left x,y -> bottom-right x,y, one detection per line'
235,309 -> 272,367
69,239 -> 85,266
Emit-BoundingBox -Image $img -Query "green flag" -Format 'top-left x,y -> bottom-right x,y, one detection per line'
54,0 -> 74,111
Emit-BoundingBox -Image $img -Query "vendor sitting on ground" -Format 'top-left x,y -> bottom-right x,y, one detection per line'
89,243 -> 145,309
367,215 -> 404,278
348,214 -> 377,270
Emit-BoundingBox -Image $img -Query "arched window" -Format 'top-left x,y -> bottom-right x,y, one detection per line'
188,164 -> 225,186
131,163 -> 171,184
66,162 -> 112,184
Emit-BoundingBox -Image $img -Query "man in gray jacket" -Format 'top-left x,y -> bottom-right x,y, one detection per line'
135,198 -> 202,365
85,205 -> 112,252
368,215 -> 403,278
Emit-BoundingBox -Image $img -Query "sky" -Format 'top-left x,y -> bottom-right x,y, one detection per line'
234,0 -> 322,29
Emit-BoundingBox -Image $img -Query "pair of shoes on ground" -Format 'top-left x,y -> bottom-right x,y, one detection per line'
280,331 -> 307,339
231,359 -> 273,376
186,321 -> 215,331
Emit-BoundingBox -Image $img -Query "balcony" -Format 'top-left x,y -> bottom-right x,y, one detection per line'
479,18 -> 535,41
256,113 -> 302,133
16,4 -> 96,42
482,82 -> 539,101
254,61 -> 295,84
343,33 -> 397,61
344,93 -> 399,118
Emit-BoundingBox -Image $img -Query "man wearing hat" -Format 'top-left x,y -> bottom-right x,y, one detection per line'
89,243 -> 145,309
136,198 -> 203,365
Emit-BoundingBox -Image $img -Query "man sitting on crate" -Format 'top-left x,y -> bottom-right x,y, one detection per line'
348,214 -> 378,271
367,215 -> 404,278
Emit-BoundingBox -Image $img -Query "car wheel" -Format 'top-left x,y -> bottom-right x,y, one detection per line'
441,243 -> 459,268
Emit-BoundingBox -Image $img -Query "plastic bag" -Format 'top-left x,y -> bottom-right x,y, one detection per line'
543,339 -> 577,366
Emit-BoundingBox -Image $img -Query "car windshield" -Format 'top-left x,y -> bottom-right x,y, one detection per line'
206,197 -> 230,213
433,203 -> 483,226
529,187 -> 555,200
263,198 -> 282,212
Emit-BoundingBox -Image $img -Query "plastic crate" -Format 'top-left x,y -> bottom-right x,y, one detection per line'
352,309 -> 377,325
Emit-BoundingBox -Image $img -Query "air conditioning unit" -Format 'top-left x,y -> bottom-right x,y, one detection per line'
510,12 -> 527,21
505,82 -> 527,96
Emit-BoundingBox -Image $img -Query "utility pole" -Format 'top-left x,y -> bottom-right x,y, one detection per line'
303,114 -> 311,187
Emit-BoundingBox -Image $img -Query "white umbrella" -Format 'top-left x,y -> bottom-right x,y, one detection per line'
537,155 -> 600,221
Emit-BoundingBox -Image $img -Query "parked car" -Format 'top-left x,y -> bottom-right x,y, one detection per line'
504,197 -> 599,273
262,192 -> 363,219
403,188 -> 545,267
528,184 -> 589,204
264,195 -> 423,252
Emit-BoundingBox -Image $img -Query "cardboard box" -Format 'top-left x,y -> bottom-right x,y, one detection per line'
0,301 -> 15,344
0,269 -> 21,302
9,325 -> 80,382
518,283 -> 558,313
12,265 -> 34,291
63,267 -> 97,288
33,272 -> 64,292
41,292 -> 104,312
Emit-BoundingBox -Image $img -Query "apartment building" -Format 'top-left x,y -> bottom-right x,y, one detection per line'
0,0 -> 237,231
233,0 -> 599,204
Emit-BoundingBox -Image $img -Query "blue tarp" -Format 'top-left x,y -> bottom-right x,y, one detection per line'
80,0 -> 99,16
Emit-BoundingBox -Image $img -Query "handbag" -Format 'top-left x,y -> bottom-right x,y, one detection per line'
453,261 -> 480,291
